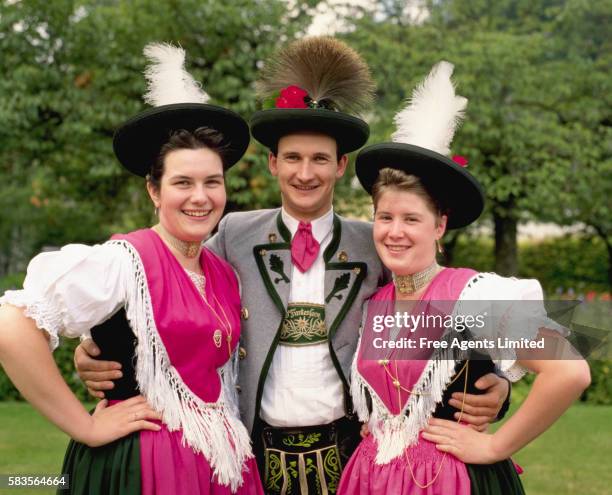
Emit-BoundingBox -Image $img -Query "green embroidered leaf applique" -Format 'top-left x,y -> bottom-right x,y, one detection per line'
281,432 -> 322,448
325,273 -> 350,303
269,254 -> 290,284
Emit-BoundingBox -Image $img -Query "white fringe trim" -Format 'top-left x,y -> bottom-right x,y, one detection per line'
110,240 -> 252,493
351,303 -> 467,465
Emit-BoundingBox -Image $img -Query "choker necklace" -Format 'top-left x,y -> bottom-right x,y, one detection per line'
153,223 -> 202,258
393,261 -> 440,295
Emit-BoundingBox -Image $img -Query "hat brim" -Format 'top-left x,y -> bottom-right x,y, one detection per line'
356,143 -> 485,229
113,103 -> 250,177
250,109 -> 369,154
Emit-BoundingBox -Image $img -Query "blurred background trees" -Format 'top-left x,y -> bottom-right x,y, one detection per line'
0,0 -> 314,277
0,0 -> 610,406
0,0 -> 609,289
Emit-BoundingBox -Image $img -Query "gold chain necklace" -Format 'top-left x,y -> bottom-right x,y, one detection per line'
153,223 -> 202,259
383,358 -> 469,489
393,261 -> 440,295
185,268 -> 233,359
379,359 -> 468,396
379,275 -> 466,488
202,286 -> 234,360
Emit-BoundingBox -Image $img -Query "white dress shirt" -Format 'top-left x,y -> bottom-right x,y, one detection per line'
260,208 -> 346,427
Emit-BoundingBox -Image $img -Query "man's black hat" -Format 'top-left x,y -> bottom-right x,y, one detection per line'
250,36 -> 375,155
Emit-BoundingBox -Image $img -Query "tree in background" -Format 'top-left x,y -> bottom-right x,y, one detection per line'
0,0 -> 315,278
340,0 -> 611,283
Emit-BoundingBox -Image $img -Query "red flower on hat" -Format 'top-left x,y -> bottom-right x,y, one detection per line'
275,85 -> 309,109
452,155 -> 468,167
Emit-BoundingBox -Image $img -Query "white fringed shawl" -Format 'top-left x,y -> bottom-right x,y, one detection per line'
351,272 -> 552,464
111,240 -> 252,492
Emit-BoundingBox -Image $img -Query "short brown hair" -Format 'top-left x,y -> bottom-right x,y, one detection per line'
372,168 -> 446,220
147,127 -> 229,189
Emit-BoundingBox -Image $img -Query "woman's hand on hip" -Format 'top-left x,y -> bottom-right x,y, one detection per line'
421,418 -> 504,464
80,395 -> 162,447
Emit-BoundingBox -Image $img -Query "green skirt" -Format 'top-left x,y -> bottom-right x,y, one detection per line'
58,432 -> 140,495
467,459 -> 525,495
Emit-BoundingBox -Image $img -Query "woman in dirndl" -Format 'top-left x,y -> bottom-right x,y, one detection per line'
337,61 -> 590,495
0,43 -> 263,495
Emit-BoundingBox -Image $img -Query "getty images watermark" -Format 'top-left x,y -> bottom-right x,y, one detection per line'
361,299 -> 611,361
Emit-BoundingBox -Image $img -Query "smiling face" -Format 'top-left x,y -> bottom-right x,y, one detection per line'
147,147 -> 226,243
269,132 -> 348,221
373,188 -> 447,276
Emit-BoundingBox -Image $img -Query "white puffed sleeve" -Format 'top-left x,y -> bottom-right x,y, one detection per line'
454,272 -> 568,382
0,242 -> 131,350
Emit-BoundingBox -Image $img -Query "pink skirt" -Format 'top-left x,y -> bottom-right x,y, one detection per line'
338,434 -> 470,495
140,423 -> 263,495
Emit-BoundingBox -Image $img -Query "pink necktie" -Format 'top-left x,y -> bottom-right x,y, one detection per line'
291,221 -> 320,273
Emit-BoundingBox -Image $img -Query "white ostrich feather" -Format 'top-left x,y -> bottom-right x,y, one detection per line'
391,61 -> 467,155
143,42 -> 209,106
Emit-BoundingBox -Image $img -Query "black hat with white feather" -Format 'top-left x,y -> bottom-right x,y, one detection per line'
113,43 -> 249,177
356,61 -> 484,229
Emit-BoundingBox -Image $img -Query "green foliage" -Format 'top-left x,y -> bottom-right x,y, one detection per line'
451,234 -> 609,293
0,0 -> 313,275
341,0 -> 612,279
585,360 -> 612,405
0,338 -> 88,402
0,273 -> 25,294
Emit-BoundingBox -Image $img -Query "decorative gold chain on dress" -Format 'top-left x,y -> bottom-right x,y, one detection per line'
186,268 -> 233,359
383,358 -> 469,489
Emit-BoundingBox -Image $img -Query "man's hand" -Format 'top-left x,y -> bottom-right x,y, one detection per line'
360,423 -> 370,438
74,339 -> 123,399
449,373 -> 510,431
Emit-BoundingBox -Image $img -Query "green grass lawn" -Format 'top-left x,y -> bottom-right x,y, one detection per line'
0,401 -> 610,494
498,402 -> 612,495
0,402 -> 73,495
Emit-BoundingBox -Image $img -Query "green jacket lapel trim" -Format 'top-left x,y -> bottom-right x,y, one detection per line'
252,213 -> 293,424
323,214 -> 341,263
276,211 -> 292,243
253,243 -> 291,316
325,262 -> 368,340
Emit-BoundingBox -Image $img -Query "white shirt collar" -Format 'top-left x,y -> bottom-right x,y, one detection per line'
281,207 -> 334,244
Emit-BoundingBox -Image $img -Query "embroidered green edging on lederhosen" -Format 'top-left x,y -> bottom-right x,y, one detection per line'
263,425 -> 342,495
279,303 -> 327,346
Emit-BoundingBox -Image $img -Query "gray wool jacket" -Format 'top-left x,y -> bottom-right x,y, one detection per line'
206,208 -> 386,433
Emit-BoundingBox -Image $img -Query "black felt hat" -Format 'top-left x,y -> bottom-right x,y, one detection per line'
356,143 -> 484,229
250,108 -> 369,154
113,43 -> 249,177
114,103 -> 249,177
250,37 -> 375,154
355,62 -> 484,229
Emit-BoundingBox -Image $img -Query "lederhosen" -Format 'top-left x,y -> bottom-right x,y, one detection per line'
253,301 -> 361,495
251,215 -> 363,495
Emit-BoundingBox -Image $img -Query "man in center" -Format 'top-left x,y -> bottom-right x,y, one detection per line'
209,37 -> 384,493
76,37 -> 511,495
